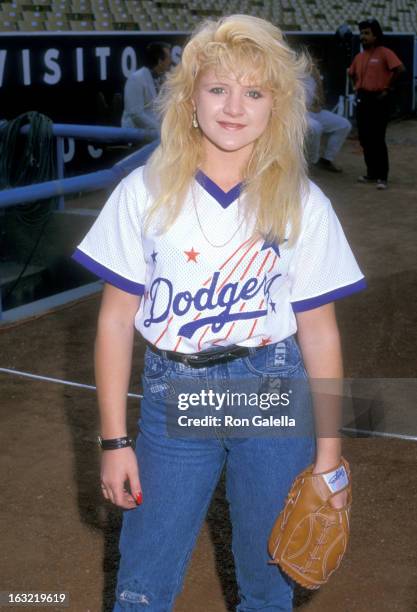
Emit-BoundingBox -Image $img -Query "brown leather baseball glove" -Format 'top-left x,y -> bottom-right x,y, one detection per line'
268,458 -> 352,590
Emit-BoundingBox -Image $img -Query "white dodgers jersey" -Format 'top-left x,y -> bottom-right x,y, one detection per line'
73,166 -> 366,353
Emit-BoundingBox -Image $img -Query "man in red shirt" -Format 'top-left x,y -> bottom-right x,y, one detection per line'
349,19 -> 405,189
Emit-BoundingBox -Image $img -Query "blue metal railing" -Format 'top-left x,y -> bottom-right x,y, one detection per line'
0,140 -> 158,208
20,124 -> 154,142
0,123 -> 158,210
0,122 -> 159,319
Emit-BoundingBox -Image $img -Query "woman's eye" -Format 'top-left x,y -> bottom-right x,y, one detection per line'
209,87 -> 225,94
247,90 -> 263,99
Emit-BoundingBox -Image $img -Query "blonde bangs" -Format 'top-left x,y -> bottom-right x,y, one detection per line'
195,43 -> 274,91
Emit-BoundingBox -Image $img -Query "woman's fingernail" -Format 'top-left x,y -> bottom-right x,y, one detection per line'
135,492 -> 143,505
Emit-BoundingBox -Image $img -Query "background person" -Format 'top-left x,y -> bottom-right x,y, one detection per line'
74,15 -> 365,611
121,41 -> 172,140
348,18 -> 405,190
305,61 -> 352,172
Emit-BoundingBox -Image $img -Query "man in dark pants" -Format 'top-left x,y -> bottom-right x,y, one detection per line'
349,19 -> 404,190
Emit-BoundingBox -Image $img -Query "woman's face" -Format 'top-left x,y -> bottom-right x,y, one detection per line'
193,68 -> 273,156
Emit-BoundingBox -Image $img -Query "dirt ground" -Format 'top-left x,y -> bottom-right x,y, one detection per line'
1,119 -> 417,612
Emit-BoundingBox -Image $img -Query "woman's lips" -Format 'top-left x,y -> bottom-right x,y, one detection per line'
218,121 -> 246,130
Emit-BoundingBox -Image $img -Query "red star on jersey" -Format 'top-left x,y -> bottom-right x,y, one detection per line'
259,336 -> 272,347
184,247 -> 200,262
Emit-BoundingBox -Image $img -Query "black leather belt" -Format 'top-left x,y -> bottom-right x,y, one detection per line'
145,341 -> 253,368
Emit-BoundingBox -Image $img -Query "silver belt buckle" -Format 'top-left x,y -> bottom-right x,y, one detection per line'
184,353 -> 200,366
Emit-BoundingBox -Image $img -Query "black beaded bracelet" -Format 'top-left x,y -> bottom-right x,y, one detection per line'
97,435 -> 135,450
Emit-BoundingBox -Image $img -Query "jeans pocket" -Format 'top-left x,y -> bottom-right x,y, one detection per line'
143,348 -> 170,381
142,349 -> 177,404
243,336 -> 303,378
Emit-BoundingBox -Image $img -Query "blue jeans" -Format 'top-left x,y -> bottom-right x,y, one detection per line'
113,336 -> 315,611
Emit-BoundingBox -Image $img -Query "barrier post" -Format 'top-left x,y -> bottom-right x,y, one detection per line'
56,136 -> 65,211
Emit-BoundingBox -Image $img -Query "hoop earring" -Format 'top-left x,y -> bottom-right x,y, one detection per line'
192,111 -> 199,128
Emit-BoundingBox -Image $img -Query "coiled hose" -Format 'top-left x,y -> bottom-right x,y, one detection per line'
0,111 -> 57,300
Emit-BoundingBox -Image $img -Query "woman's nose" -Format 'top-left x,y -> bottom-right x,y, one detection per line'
223,91 -> 245,116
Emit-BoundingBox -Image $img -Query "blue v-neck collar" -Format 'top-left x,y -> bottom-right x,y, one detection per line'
195,170 -> 242,209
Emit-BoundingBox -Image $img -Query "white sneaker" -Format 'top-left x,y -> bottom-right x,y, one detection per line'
357,175 -> 376,184
376,180 -> 388,190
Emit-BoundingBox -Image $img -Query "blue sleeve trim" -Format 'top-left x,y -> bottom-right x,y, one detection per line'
291,278 -> 367,313
72,249 -> 145,296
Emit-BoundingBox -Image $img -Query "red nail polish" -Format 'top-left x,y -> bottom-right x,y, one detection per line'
135,492 -> 143,505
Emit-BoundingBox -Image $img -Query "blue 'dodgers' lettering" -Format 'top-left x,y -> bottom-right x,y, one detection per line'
193,272 -> 220,310
143,277 -> 172,327
143,272 -> 281,336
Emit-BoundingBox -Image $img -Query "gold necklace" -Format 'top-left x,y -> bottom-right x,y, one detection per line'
192,183 -> 246,248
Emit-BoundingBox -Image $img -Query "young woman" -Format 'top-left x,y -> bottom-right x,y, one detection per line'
74,14 -> 365,611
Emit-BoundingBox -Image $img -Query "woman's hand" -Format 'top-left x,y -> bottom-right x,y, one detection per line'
312,459 -> 350,510
328,488 -> 349,509
100,447 -> 142,509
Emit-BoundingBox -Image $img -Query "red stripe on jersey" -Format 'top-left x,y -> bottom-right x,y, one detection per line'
218,240 -> 258,291
154,316 -> 174,346
240,251 -> 259,280
256,251 -> 271,277
219,237 -> 256,271
198,326 -> 210,350
222,322 -> 235,341
247,299 -> 264,339
211,322 -> 236,345
248,319 -> 257,339
267,254 -> 277,273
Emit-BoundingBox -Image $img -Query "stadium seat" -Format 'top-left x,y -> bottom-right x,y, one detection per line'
69,18 -> 93,28
22,9 -> 44,19
111,10 -> 133,20
0,18 -> 18,29
1,8 -> 21,19
93,9 -> 112,18
50,0 -> 72,8
72,3 -> 92,11
19,18 -> 45,29
2,0 -> 417,33
45,18 -> 69,29
94,19 -> 113,29
113,20 -> 138,28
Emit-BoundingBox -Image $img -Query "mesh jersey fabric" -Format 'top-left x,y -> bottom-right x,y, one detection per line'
73,166 -> 365,353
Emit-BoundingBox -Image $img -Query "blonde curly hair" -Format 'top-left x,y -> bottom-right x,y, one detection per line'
145,14 -> 309,244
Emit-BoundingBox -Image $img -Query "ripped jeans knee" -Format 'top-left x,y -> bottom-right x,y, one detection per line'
116,584 -> 151,609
